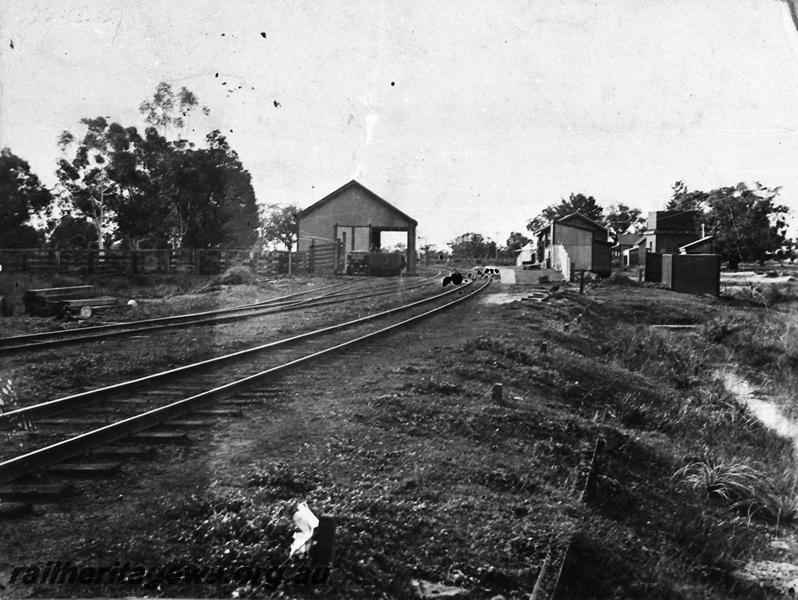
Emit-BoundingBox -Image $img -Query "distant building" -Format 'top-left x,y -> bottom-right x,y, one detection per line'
612,233 -> 641,268
639,210 -> 701,254
533,212 -> 612,278
516,241 -> 535,266
296,180 -> 417,275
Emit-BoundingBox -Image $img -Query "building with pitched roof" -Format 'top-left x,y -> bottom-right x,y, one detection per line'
296,180 -> 417,275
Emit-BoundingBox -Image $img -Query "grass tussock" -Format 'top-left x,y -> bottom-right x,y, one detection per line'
673,452 -> 798,526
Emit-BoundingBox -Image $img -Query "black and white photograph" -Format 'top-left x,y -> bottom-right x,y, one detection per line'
3,1 -> 798,598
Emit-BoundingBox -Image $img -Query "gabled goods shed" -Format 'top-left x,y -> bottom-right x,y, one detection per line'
296,180 -> 417,275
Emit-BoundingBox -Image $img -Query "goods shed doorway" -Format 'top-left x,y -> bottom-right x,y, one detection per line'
298,180 -> 417,275
338,228 -> 412,276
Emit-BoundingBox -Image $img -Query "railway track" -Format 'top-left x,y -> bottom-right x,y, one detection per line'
0,274 -> 442,354
0,279 -> 488,501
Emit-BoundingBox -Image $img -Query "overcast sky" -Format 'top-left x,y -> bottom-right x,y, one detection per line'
2,0 -> 798,248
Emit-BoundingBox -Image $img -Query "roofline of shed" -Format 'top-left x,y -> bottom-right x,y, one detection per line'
678,235 -> 714,251
556,212 -> 608,232
297,180 -> 418,226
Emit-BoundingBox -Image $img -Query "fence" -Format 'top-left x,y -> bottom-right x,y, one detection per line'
307,242 -> 342,274
0,248 -> 316,277
551,244 -> 572,281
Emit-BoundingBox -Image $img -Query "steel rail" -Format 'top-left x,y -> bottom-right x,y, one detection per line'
0,279 -> 473,425
0,280 -> 487,485
0,274 -> 442,347
0,282 -> 348,346
0,274 -> 443,354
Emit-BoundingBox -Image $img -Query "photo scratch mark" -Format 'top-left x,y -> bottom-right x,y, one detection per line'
112,9 -> 124,44
623,129 -> 640,145
551,103 -> 576,135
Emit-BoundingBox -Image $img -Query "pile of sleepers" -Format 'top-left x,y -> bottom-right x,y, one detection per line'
22,286 -> 119,318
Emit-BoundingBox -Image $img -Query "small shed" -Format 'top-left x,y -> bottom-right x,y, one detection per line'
297,180 -> 417,275
516,242 -> 535,266
535,212 -> 611,277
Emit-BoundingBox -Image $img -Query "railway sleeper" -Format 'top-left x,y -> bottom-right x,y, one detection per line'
191,408 -> 241,417
220,397 -> 272,406
124,431 -> 190,445
234,389 -> 282,398
157,418 -> 217,429
0,501 -> 34,519
35,418 -> 117,427
47,462 -> 122,478
103,396 -> 155,406
0,483 -> 78,502
80,446 -> 157,460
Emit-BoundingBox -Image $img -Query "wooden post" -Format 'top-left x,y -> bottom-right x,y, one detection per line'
579,270 -> 586,294
491,383 -> 504,403
309,515 -> 336,569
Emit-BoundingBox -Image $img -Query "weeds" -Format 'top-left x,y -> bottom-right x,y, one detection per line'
462,337 -> 539,367
217,266 -> 257,286
246,461 -> 320,497
611,392 -> 649,429
703,315 -> 741,343
673,452 -> 798,525
673,455 -> 764,504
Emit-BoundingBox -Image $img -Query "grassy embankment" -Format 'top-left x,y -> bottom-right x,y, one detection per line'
4,271 -> 798,598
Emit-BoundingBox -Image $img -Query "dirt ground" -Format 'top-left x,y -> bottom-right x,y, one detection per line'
1,274 -> 796,599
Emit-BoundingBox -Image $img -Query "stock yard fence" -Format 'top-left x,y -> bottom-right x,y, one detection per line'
0,247 -> 330,277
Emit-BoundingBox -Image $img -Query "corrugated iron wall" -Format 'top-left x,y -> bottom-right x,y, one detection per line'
644,252 -> 662,282
591,241 -> 612,276
662,254 -> 720,296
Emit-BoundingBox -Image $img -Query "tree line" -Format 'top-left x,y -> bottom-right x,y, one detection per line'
447,187 -> 792,268
2,86 -> 792,266
2,82 -> 260,251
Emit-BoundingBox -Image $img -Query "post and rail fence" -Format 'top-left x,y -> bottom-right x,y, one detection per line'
0,247 -> 330,277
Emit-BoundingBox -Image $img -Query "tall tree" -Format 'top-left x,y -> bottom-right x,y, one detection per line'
169,131 -> 259,249
671,181 -> 789,269
527,193 -> 604,233
56,117 -> 134,249
260,204 -> 299,251
704,183 -> 788,269
139,82 -> 210,137
505,231 -> 530,252
667,180 -> 706,212
448,232 -> 495,259
604,203 -> 644,236
110,126 -> 176,249
0,148 -> 51,248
